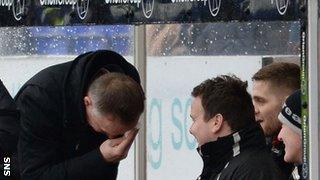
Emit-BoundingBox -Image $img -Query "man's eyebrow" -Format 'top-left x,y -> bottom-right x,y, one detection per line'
253,95 -> 263,99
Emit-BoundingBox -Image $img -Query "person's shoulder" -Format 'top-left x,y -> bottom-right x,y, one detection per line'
17,61 -> 71,97
31,61 -> 70,85
230,150 -> 285,179
14,62 -> 72,107
240,148 -> 278,167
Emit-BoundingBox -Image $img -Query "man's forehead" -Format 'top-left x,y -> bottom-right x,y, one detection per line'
253,80 -> 272,89
253,80 -> 290,99
191,97 -> 204,116
191,97 -> 202,108
253,80 -> 277,95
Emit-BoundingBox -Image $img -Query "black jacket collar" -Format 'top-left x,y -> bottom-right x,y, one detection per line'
197,122 -> 266,179
62,50 -> 141,129
290,164 -> 302,180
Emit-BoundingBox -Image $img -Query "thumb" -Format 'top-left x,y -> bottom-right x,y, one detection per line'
117,129 -> 139,153
108,136 -> 125,147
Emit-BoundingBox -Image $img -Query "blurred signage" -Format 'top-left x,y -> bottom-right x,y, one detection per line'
0,0 -> 25,21
0,0 -> 305,26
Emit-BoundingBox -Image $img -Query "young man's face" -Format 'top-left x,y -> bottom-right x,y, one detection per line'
278,124 -> 302,164
189,97 -> 215,146
252,80 -> 285,137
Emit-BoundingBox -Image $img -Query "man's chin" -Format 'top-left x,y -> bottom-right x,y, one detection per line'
256,119 -> 263,124
257,121 -> 265,129
258,122 -> 270,136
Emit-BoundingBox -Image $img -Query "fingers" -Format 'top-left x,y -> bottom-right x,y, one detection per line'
108,136 -> 125,147
117,128 -> 139,153
135,121 -> 142,130
100,129 -> 139,163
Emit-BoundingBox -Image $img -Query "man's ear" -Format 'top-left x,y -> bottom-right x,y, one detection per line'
211,114 -> 224,134
84,96 -> 92,107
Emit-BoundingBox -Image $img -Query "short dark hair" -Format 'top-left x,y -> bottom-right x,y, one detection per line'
88,72 -> 145,124
192,75 -> 255,132
252,62 -> 300,91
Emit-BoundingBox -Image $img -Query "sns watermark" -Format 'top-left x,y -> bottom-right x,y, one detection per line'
3,157 -> 10,177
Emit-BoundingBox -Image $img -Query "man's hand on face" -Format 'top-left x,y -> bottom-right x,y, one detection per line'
99,128 -> 139,163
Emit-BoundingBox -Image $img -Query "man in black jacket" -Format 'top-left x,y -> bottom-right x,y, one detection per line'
189,75 -> 284,180
252,62 -> 300,178
0,80 -> 20,179
15,50 -> 145,180
0,80 -> 19,159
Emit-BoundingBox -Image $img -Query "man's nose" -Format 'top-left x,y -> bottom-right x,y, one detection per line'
277,129 -> 284,141
254,106 -> 259,116
189,127 -> 193,135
